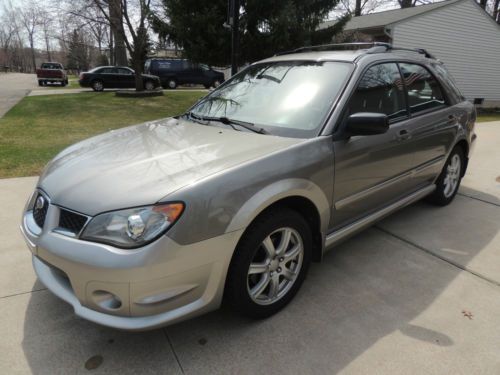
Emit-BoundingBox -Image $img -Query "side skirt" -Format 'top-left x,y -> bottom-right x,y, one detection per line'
324,184 -> 436,252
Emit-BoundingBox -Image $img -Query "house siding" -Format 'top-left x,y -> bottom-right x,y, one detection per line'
392,0 -> 500,104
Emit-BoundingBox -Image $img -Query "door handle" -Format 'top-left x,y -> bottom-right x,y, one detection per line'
447,114 -> 458,125
396,129 -> 411,141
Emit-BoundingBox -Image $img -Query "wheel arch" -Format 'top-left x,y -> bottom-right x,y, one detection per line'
454,138 -> 469,177
226,178 -> 330,262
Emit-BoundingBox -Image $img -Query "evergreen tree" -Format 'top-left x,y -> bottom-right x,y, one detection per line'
152,0 -> 349,67
66,30 -> 89,71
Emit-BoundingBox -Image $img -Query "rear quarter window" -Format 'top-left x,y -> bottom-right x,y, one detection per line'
399,63 -> 446,114
431,62 -> 465,103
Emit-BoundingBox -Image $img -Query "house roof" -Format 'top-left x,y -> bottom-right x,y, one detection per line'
319,0 -> 464,31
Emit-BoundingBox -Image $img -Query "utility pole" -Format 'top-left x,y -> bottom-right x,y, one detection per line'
230,0 -> 239,76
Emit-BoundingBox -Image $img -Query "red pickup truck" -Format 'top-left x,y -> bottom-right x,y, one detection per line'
36,62 -> 68,86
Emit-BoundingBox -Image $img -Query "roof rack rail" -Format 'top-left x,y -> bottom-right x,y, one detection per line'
275,42 -> 435,59
275,42 -> 391,56
367,44 -> 436,59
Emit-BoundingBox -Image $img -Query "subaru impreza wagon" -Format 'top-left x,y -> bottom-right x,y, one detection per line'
21,43 -> 476,330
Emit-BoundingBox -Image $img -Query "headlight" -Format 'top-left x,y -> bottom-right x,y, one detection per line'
81,202 -> 184,248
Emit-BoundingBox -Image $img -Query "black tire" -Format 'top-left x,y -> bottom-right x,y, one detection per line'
212,79 -> 221,88
426,146 -> 464,206
91,80 -> 104,92
165,79 -> 177,89
144,80 -> 155,91
225,208 -> 312,319
38,80 -> 43,87
203,84 -> 211,89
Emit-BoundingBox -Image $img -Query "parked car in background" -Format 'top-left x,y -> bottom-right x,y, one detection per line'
78,66 -> 161,91
36,62 -> 68,87
144,58 -> 225,89
21,43 -> 476,330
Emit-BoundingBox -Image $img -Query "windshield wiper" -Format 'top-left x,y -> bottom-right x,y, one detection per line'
184,112 -> 269,135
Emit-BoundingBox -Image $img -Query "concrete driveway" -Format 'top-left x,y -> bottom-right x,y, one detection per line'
0,73 -> 37,118
1,123 -> 499,374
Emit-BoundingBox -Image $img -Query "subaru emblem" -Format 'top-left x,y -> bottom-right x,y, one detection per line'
35,195 -> 45,210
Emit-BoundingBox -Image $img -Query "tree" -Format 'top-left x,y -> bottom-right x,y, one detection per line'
334,0 -> 390,16
18,0 -> 43,71
91,0 -> 153,90
66,29 -> 90,71
153,0 -> 349,68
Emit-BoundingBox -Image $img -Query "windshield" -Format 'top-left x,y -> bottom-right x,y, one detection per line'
188,61 -> 352,138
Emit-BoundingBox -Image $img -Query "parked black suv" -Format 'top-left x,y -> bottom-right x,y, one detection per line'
144,58 -> 225,89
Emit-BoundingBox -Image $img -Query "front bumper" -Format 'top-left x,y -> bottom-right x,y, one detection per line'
21,204 -> 243,331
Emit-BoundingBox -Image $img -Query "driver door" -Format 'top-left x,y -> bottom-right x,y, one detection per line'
332,62 -> 419,228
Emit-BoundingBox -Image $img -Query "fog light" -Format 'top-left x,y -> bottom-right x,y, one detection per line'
92,290 -> 122,310
127,214 -> 145,239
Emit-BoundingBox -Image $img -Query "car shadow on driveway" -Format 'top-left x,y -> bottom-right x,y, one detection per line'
20,189 -> 500,374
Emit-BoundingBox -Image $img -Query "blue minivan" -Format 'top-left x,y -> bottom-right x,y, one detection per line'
144,58 -> 225,89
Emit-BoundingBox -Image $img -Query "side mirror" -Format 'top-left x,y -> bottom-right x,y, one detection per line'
345,112 -> 389,136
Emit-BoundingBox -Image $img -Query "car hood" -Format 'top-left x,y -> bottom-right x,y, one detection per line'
39,118 -> 302,216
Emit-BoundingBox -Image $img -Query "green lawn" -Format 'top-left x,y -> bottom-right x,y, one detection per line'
43,75 -> 81,89
477,113 -> 500,123
0,91 -> 204,178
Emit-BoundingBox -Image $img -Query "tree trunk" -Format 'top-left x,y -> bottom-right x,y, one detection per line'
45,35 -> 51,61
133,59 -> 144,91
494,0 -> 500,23
354,0 -> 362,16
479,0 -> 487,9
29,37 -> 36,72
109,0 -> 127,66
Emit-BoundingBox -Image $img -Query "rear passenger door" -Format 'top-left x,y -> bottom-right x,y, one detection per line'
99,67 -> 119,87
116,68 -> 135,88
399,63 -> 457,186
332,62 -> 418,228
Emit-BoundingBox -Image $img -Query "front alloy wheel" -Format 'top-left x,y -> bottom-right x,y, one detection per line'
144,80 -> 155,91
226,209 -> 311,318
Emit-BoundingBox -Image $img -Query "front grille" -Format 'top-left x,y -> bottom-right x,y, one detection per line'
59,209 -> 88,234
33,193 -> 49,228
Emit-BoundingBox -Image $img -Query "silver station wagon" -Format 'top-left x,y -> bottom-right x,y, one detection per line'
21,43 -> 476,330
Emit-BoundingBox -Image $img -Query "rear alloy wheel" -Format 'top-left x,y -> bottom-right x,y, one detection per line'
144,80 -> 155,91
426,146 -> 464,206
167,79 -> 177,89
225,209 -> 311,318
213,79 -> 221,88
92,80 -> 104,92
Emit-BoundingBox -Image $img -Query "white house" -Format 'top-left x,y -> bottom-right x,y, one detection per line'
320,0 -> 500,107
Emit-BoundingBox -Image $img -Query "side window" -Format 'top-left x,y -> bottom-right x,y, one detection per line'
100,68 -> 116,74
399,63 -> 445,114
117,68 -> 133,75
431,62 -> 464,103
347,63 -> 407,121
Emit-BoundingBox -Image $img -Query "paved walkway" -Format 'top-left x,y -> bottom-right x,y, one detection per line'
28,87 -> 209,96
0,123 -> 499,374
0,73 -> 37,117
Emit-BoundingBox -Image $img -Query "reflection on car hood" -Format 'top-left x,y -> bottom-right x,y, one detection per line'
39,118 -> 302,215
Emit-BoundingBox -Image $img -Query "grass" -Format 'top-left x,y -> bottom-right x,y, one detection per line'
0,91 -> 204,178
43,75 -> 81,89
476,113 -> 500,123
